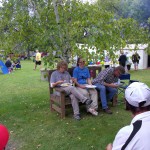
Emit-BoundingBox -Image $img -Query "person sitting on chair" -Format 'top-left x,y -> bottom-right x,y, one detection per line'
106,82 -> 150,150
5,57 -> 13,73
92,66 -> 125,114
73,57 -> 98,116
50,60 -> 98,120
14,57 -> 21,69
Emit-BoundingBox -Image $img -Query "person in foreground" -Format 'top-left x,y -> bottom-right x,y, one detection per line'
106,82 -> 150,150
73,57 -> 98,116
50,61 -> 97,120
92,66 -> 125,114
0,124 -> 9,150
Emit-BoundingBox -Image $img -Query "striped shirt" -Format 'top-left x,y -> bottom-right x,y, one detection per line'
92,67 -> 118,85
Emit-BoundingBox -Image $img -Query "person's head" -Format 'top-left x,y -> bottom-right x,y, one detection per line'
114,66 -> 125,77
77,57 -> 85,68
6,57 -> 10,61
0,124 -> 9,150
125,82 -> 150,116
57,60 -> 68,72
36,49 -> 39,53
120,50 -> 124,55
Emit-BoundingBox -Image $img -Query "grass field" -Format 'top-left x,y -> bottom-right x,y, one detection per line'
0,60 -> 150,150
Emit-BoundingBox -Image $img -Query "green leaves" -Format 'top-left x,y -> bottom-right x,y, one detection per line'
0,0 -> 149,67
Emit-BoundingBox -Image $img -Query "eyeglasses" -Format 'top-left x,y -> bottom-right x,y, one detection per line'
60,66 -> 67,70
79,61 -> 85,63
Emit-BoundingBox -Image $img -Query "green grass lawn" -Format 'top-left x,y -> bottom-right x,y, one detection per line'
0,60 -> 150,150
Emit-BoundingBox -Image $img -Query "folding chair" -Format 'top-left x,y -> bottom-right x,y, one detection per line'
118,73 -> 139,97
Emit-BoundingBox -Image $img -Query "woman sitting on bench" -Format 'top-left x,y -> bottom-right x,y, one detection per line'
73,57 -> 98,116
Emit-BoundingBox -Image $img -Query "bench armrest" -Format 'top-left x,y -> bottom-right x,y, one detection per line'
54,87 -> 66,93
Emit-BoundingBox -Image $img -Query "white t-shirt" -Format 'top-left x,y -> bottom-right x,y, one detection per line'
112,111 -> 150,150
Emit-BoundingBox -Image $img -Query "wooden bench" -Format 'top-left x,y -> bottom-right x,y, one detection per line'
48,66 -> 102,118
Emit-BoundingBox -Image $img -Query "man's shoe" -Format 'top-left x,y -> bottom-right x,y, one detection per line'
73,114 -> 81,120
85,99 -> 93,105
103,108 -> 113,114
88,108 -> 98,116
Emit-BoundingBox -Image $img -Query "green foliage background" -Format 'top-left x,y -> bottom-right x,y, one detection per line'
0,0 -> 149,66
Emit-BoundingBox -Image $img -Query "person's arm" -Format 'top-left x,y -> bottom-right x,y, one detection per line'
111,126 -> 131,150
132,55 -> 134,62
50,72 -> 64,87
125,55 -> 127,61
73,67 -> 86,88
104,82 -> 118,88
51,80 -> 64,87
118,56 -> 121,62
105,143 -> 112,150
87,78 -> 92,85
96,70 -> 114,86
73,78 -> 86,88
97,69 -> 118,88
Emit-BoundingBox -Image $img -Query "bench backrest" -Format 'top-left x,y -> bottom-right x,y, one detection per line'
48,66 -> 102,93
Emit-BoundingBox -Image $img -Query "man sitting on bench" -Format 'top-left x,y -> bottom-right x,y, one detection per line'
92,66 -> 125,114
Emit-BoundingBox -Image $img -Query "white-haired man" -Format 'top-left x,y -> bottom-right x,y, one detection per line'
106,82 -> 150,150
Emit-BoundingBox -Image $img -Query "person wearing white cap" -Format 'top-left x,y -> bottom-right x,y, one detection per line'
106,82 -> 150,150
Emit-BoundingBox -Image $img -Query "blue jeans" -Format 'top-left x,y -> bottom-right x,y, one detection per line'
94,83 -> 117,109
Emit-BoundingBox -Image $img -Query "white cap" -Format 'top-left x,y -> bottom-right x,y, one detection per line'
125,82 -> 150,107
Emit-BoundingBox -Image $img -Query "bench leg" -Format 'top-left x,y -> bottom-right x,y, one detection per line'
50,99 -> 54,112
60,97 -> 65,118
112,94 -> 118,107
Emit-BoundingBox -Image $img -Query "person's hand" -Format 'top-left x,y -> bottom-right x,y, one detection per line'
71,77 -> 76,82
57,80 -> 64,84
105,143 -> 112,150
109,83 -> 118,88
79,84 -> 86,89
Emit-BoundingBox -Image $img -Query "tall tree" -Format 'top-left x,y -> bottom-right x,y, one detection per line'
0,0 -> 149,67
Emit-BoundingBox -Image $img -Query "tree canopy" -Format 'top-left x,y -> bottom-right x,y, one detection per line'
0,0 -> 149,67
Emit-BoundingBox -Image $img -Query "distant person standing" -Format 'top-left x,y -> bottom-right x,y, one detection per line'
132,51 -> 140,71
118,51 -> 127,68
125,52 -> 131,72
104,55 -> 111,68
34,50 -> 42,70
